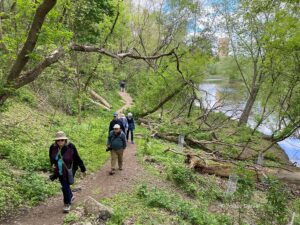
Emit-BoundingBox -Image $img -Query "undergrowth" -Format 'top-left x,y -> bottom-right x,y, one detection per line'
0,87 -> 122,217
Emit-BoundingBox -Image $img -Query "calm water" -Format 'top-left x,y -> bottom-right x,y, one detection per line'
199,76 -> 300,166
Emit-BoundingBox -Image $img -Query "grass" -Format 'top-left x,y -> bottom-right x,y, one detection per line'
100,184 -> 233,225
131,126 -> 299,224
0,87 -> 123,217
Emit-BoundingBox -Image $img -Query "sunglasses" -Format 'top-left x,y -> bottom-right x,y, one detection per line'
113,128 -> 120,130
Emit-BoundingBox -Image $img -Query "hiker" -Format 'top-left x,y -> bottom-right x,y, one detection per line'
120,80 -> 126,92
109,112 -> 125,134
126,112 -> 135,144
107,124 -> 127,175
119,113 -> 128,134
49,131 -> 86,213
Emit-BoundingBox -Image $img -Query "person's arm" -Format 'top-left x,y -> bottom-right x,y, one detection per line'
72,144 -> 86,173
108,121 -> 113,134
107,131 -> 112,146
122,133 -> 127,149
132,118 -> 136,130
49,145 -> 55,166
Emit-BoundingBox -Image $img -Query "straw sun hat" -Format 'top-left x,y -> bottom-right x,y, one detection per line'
54,131 -> 68,141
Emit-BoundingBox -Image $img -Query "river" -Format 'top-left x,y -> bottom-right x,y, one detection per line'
199,76 -> 300,166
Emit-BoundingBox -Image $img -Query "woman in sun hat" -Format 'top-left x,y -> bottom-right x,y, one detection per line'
49,131 -> 86,213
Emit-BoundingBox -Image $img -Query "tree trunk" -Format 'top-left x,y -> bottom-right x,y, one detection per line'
0,0 -> 57,107
238,86 -> 259,126
7,0 -> 57,82
0,93 -> 9,106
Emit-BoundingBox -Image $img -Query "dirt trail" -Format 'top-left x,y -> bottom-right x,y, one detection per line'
117,91 -> 133,114
0,92 -> 143,225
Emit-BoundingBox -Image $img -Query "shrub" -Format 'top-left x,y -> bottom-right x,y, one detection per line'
137,185 -> 233,225
17,173 -> 58,206
258,177 -> 290,225
167,164 -> 197,197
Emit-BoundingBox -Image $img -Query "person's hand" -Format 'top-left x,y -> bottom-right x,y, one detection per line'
52,164 -> 56,169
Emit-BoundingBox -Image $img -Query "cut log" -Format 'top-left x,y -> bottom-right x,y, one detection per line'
89,90 -> 111,109
89,99 -> 111,111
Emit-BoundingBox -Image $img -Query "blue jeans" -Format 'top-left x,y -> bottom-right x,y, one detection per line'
59,176 -> 73,205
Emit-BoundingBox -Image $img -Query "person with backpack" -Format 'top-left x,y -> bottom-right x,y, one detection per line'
107,124 -> 127,175
109,112 -> 125,134
49,131 -> 86,213
126,112 -> 135,144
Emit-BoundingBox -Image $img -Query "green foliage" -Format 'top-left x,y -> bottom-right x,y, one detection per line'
258,178 -> 290,225
167,164 -> 197,197
17,173 -> 58,206
64,212 -> 79,224
15,88 -> 37,107
0,161 -> 59,217
137,185 -> 233,225
0,88 -> 123,216
73,0 -> 116,44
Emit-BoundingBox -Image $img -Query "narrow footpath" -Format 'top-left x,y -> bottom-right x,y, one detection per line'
1,92 -> 144,225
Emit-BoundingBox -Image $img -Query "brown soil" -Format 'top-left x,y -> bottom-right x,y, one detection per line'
0,92 -> 148,225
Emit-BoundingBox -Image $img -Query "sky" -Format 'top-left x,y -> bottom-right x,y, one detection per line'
130,0 -> 238,39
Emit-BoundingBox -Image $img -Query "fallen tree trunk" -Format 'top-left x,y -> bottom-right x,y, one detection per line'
180,151 -> 300,185
89,90 -> 111,109
89,99 -> 111,111
154,132 -> 215,153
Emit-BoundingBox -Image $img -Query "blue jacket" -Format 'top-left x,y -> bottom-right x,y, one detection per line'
126,117 -> 135,130
119,117 -> 128,129
109,119 -> 125,133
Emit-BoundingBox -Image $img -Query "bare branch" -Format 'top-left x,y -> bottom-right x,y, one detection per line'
15,48 -> 64,88
71,43 -> 177,61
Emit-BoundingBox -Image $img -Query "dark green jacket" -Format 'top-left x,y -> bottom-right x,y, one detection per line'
107,131 -> 127,150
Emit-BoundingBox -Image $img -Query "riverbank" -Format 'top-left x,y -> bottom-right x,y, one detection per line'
199,76 -> 300,166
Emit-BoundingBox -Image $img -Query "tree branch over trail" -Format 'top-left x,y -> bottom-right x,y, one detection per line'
138,82 -> 188,118
70,44 -> 177,61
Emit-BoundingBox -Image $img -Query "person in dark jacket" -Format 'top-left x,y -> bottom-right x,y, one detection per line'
120,80 -> 126,92
126,112 -> 135,144
49,131 -> 86,213
109,112 -> 125,133
107,124 -> 127,175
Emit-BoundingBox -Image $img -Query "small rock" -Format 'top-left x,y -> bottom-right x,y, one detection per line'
84,196 -> 113,221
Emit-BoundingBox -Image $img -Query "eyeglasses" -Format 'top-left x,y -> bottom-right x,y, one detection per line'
56,139 -> 65,142
113,128 -> 119,130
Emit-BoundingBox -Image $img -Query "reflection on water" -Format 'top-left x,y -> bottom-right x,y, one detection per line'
199,76 -> 300,166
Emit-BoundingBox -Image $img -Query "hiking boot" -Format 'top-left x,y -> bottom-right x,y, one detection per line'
109,171 -> 115,175
119,168 -> 123,171
63,204 -> 71,213
131,141 -> 135,144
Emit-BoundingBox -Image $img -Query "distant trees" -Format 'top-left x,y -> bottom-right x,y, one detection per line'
0,0 -> 199,108
218,0 -> 300,134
